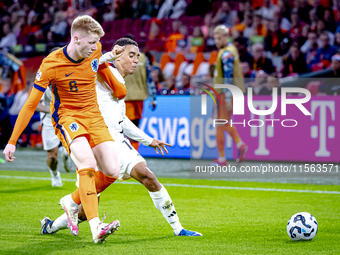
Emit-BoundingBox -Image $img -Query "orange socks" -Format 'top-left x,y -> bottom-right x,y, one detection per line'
71,170 -> 117,221
72,168 -> 98,221
94,170 -> 117,194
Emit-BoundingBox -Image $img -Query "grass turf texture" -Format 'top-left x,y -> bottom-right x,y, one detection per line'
0,170 -> 339,255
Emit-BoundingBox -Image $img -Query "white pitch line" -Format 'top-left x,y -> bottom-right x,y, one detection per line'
0,175 -> 340,194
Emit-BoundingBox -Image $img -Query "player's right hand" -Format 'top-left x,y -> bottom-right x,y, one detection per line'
3,144 -> 16,162
112,45 -> 125,60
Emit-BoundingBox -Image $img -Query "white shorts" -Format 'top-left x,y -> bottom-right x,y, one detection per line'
76,136 -> 145,187
114,137 -> 145,181
42,124 -> 60,151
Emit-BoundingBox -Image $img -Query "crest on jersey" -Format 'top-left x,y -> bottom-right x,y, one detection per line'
36,69 -> 42,81
91,59 -> 99,72
69,122 -> 79,132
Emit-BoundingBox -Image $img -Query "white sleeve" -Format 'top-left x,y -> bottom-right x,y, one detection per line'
99,52 -> 115,65
121,116 -> 153,146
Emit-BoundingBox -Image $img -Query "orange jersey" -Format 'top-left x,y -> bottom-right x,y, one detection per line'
34,43 -> 102,115
8,42 -> 127,146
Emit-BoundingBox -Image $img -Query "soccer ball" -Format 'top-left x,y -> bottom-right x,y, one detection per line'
286,212 -> 318,241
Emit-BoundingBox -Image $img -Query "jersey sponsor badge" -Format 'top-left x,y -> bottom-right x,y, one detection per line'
91,59 -> 99,72
36,70 -> 42,81
69,122 -> 79,132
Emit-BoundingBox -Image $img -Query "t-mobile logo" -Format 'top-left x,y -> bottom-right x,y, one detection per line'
310,101 -> 335,157
250,101 -> 277,156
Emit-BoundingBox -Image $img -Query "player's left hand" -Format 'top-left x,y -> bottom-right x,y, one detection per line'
112,45 -> 125,60
149,139 -> 171,156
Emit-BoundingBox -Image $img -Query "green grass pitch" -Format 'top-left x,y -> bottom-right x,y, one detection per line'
0,170 -> 339,254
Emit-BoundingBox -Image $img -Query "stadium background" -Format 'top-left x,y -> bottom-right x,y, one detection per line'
0,1 -> 339,254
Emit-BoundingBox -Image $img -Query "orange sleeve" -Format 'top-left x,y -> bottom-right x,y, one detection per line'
97,62 -> 127,99
8,87 -> 44,146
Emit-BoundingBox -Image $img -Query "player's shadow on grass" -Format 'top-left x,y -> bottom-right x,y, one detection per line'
0,185 -> 65,194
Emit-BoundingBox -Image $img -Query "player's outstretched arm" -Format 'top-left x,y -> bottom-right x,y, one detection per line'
3,87 -> 44,161
148,139 -> 171,156
121,116 -> 153,145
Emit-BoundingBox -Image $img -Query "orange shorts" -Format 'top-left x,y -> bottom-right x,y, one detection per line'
52,111 -> 113,154
125,100 -> 144,121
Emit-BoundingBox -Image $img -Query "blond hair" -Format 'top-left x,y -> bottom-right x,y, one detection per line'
213,25 -> 230,35
71,15 -> 104,37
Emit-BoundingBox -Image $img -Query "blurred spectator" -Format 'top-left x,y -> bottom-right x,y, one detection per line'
248,69 -> 268,95
83,0 -> 97,18
316,19 -> 334,45
185,0 -> 211,17
259,72 -> 281,95
144,21 -> 166,52
157,0 -> 187,20
278,0 -> 291,21
252,12 -> 267,37
102,4 -> 115,22
281,43 -> 308,77
290,9 -> 306,40
260,0 -> 280,20
234,37 -> 254,68
160,74 -> 177,95
48,11 -> 67,43
66,0 -> 81,25
150,0 -> 165,18
49,0 -> 59,16
204,26 -> 216,51
139,0 -> 165,19
201,13 -> 213,38
176,25 -> 191,53
304,31 -> 321,68
165,19 -> 183,52
177,73 -> 191,95
312,0 -> 326,20
298,0 -> 313,24
318,54 -> 340,94
309,8 -> 318,32
243,12 -> 253,38
331,54 -> 340,77
212,1 -> 235,28
309,32 -> 339,68
265,20 -> 290,56
324,8 -> 337,33
151,68 -> 164,93
0,23 -> 16,49
335,32 -> 340,47
232,12 -> 245,33
190,26 -> 204,53
252,43 -> 275,73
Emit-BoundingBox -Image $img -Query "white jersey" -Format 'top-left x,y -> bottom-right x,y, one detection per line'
95,64 -> 153,146
40,86 -> 53,127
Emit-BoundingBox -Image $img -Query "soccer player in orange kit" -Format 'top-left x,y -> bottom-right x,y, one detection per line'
3,15 -> 127,244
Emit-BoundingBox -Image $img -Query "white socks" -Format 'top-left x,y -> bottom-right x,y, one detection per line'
89,217 -> 100,239
236,141 -> 244,149
149,185 -> 183,235
49,213 -> 68,233
49,169 -> 58,177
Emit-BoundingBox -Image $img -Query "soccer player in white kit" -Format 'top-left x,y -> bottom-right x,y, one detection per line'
36,86 -> 73,186
41,38 -> 202,237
